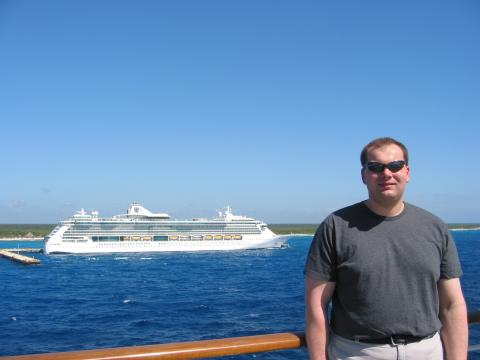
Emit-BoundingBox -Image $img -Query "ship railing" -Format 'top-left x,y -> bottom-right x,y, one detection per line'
1,310 -> 479,359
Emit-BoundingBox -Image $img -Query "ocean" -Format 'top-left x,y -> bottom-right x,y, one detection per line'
0,231 -> 479,358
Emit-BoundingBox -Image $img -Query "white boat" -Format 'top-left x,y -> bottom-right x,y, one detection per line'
44,203 -> 287,254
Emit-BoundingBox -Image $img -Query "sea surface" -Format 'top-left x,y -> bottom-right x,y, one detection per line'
1,232 -> 479,358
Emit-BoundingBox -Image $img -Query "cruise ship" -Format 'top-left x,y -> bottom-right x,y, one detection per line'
44,203 -> 287,254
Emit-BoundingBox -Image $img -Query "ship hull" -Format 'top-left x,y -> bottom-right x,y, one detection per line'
45,236 -> 288,254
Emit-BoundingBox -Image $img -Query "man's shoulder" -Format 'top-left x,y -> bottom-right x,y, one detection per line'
332,201 -> 367,218
404,202 -> 447,226
319,201 -> 369,228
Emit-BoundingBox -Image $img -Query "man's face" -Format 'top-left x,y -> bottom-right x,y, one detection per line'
361,144 -> 410,206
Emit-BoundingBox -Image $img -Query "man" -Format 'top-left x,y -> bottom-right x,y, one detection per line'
304,137 -> 468,359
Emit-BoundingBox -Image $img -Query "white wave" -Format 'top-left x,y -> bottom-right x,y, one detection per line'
450,228 -> 480,232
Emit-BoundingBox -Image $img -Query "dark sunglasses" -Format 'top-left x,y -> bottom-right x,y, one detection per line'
365,160 -> 406,173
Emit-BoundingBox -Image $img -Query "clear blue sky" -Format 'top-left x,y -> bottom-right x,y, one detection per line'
1,0 -> 479,224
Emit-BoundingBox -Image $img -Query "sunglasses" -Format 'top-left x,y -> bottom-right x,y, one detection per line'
365,160 -> 406,173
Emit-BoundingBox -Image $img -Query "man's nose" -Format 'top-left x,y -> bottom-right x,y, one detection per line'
381,167 -> 393,177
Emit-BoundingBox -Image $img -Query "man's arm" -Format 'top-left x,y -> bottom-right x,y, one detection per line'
438,278 -> 468,360
305,276 -> 336,360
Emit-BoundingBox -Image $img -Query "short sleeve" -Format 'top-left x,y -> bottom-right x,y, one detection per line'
304,218 -> 337,282
440,229 -> 463,279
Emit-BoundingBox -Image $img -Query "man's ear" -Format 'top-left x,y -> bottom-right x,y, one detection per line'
361,168 -> 366,184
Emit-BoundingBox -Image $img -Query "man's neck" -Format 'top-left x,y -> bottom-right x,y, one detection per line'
365,199 -> 405,217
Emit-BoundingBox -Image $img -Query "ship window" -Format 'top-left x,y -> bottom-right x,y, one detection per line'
94,236 -> 121,242
154,236 -> 168,241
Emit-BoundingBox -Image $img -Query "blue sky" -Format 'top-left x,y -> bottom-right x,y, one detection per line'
1,0 -> 479,224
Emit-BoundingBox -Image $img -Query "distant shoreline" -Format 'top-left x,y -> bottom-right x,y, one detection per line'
0,223 -> 479,240
1,227 -> 479,241
0,237 -> 44,241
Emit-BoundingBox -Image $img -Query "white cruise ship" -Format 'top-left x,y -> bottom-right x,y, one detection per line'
44,203 -> 287,254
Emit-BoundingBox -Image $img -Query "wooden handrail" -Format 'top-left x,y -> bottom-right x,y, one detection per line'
0,333 -> 305,360
2,311 -> 479,360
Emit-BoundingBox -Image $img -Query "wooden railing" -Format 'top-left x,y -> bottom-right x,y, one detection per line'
1,311 -> 479,360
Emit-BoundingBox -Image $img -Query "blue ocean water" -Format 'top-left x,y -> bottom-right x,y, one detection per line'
0,232 -> 479,358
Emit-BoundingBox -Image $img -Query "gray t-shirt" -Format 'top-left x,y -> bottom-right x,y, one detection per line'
304,201 -> 462,339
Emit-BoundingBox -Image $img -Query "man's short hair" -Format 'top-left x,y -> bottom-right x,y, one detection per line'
360,137 -> 409,167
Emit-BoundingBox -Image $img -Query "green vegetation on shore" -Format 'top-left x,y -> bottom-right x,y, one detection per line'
0,224 -> 55,238
0,223 -> 478,238
447,223 -> 480,230
269,224 -> 318,235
